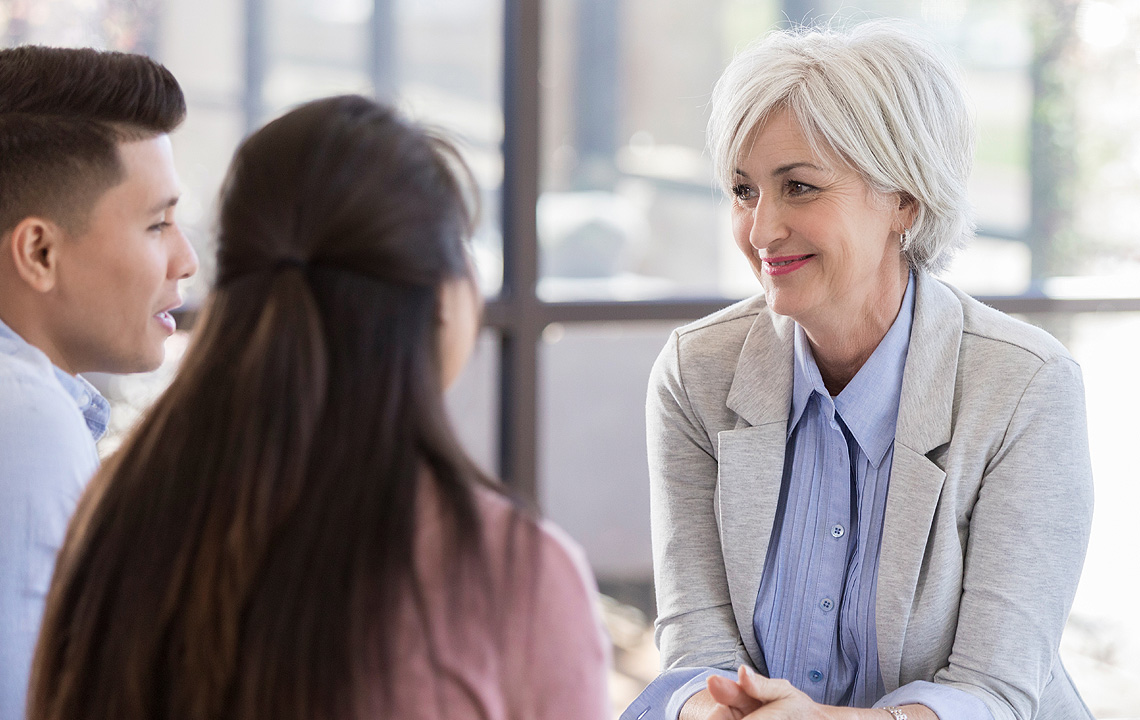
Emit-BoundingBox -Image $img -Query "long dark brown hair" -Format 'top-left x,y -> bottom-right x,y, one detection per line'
29,95 -> 510,720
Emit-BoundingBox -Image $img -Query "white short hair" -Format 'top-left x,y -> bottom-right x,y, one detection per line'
708,20 -> 975,273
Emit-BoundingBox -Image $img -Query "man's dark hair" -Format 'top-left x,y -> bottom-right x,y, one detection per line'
0,46 -> 186,234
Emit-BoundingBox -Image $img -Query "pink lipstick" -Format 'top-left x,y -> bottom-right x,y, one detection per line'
762,254 -> 813,276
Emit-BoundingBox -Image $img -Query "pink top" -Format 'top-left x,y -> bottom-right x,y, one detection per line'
387,483 -> 612,719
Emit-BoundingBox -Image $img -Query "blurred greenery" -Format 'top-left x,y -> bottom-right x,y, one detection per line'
976,124 -> 1030,168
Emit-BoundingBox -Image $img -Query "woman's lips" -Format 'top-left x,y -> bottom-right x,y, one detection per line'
761,254 -> 814,276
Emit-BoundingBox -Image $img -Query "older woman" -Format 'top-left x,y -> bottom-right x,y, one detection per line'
622,21 -> 1094,720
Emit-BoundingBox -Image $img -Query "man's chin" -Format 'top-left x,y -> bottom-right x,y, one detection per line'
135,349 -> 166,374
107,346 -> 166,375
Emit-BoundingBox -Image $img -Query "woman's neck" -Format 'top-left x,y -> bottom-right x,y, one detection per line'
802,267 -> 910,396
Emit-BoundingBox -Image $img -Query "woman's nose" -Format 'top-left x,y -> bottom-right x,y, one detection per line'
748,196 -> 784,250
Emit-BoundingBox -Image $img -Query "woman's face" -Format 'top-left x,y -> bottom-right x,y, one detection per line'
437,272 -> 482,390
730,109 -> 910,332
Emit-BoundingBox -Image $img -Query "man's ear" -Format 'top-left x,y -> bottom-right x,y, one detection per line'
7,216 -> 63,293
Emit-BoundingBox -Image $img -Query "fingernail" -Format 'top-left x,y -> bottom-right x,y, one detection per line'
744,666 -> 760,680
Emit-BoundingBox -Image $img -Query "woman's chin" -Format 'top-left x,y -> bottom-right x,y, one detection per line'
761,286 -> 808,320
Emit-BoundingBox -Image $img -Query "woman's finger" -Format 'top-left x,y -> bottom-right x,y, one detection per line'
707,674 -> 759,710
735,666 -> 797,705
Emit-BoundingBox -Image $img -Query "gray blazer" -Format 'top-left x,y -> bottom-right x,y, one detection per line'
647,272 -> 1094,720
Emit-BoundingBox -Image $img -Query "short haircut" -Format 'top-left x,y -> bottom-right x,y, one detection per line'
708,20 -> 975,272
0,46 -> 186,234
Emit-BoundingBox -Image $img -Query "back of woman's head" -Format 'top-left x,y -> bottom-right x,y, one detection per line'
217,94 -> 471,292
29,95 -> 491,720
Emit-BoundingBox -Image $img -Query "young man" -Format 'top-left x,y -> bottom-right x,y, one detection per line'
0,46 -> 197,716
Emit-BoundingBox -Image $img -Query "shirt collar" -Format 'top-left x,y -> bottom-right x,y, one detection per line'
788,272 -> 916,467
54,368 -> 111,441
789,325 -> 830,436
0,315 -> 110,442
0,315 -> 20,345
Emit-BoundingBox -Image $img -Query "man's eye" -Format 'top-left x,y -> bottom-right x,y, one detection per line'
149,221 -> 172,232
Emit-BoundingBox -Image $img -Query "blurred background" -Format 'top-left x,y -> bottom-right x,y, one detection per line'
4,0 -> 1138,716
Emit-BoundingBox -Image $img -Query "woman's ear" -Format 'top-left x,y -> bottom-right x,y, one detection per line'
7,216 -> 63,293
896,192 -> 918,231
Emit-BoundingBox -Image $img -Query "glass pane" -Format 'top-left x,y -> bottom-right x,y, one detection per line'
163,0 -> 247,301
540,0 -> 749,301
395,0 -> 505,296
161,0 -> 247,304
538,322 -> 676,579
262,0 -> 372,113
261,0 -> 505,295
165,106 -> 246,303
539,0 -> 1140,300
1,0 -> 115,46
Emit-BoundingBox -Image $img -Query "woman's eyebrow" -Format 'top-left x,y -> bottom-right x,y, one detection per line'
734,162 -> 824,180
772,161 -> 823,176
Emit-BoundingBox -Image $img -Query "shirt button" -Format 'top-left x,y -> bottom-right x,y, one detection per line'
809,670 -> 824,683
831,524 -> 845,538
820,597 -> 834,612
829,419 -> 840,430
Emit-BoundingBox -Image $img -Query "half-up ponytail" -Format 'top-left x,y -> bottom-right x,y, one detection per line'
29,96 -> 498,720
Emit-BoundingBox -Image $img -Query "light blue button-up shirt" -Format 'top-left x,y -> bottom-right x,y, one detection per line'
0,316 -> 108,719
750,274 -> 915,706
623,276 -> 991,720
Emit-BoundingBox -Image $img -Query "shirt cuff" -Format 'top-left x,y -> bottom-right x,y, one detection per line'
876,680 -> 994,720
620,667 -> 738,720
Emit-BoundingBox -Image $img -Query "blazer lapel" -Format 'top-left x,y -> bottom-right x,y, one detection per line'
876,273 -> 962,691
719,307 -> 795,668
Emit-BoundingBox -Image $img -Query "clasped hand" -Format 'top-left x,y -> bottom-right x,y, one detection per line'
704,666 -> 835,720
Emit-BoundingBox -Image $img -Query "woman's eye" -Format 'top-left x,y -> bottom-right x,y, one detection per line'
732,184 -> 757,203
786,180 -> 814,196
149,221 -> 172,232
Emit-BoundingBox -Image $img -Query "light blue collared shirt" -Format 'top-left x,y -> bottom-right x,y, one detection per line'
623,275 -> 991,720
750,275 -> 915,706
0,316 -> 108,719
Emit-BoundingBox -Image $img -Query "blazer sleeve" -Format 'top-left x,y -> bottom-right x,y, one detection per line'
933,355 -> 1094,720
646,331 -> 753,673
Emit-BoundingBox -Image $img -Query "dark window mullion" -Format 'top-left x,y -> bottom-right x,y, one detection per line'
499,0 -> 542,502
